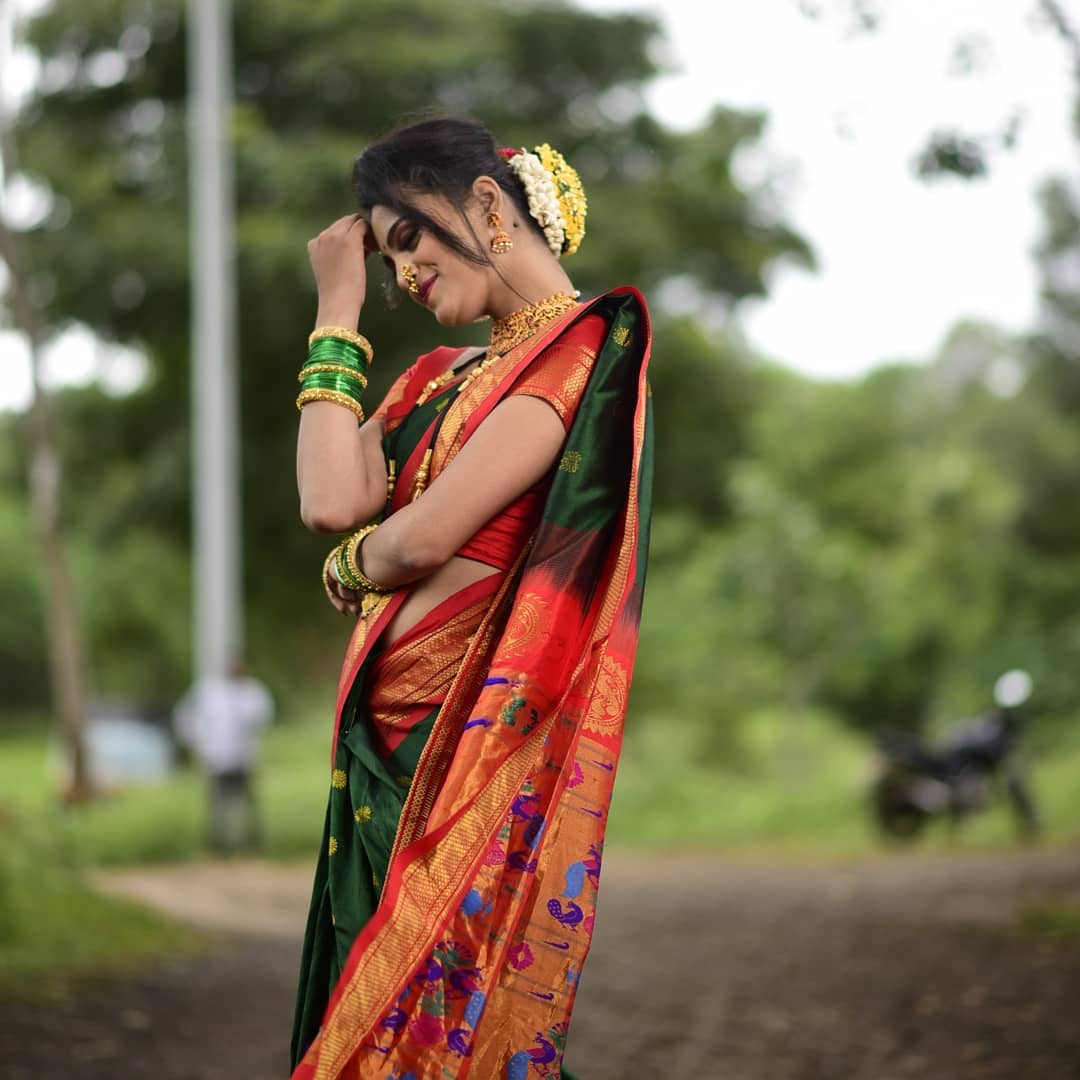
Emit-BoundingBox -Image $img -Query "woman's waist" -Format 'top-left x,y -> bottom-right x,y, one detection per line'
371,564 -> 500,706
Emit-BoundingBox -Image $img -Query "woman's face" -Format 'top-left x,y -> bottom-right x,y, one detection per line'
370,195 -> 494,327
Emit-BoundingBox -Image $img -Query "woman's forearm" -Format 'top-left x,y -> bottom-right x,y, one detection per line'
355,501 -> 446,588
297,406 -> 387,533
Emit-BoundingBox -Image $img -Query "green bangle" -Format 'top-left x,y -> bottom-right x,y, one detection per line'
308,326 -> 374,364
334,541 -> 363,589
306,338 -> 369,370
298,371 -> 366,401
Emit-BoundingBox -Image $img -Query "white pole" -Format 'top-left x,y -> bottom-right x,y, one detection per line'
187,0 -> 241,681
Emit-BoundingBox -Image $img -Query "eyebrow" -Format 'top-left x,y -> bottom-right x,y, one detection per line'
385,217 -> 407,252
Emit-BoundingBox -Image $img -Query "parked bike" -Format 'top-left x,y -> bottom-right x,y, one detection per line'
871,670 -> 1041,841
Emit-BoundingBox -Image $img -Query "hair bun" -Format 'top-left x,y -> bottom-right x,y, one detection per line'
503,144 -> 587,258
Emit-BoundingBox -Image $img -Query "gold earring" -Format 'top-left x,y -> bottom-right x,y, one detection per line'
401,263 -> 420,295
488,212 -> 513,255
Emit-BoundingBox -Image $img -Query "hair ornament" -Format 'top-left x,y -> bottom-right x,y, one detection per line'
500,144 -> 587,258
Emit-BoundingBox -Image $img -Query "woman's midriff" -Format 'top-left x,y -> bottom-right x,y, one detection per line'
381,555 -> 500,648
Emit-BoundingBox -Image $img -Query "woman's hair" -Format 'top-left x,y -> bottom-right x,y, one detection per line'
352,115 -> 543,299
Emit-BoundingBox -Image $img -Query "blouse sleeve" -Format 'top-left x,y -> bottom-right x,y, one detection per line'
368,363 -> 418,424
506,312 -> 608,430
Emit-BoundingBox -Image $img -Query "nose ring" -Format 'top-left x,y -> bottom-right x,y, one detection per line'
401,264 -> 420,295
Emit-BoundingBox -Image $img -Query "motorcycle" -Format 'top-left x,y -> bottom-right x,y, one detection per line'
870,670 -> 1041,841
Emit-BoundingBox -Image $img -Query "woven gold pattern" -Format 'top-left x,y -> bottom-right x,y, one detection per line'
508,339 -> 597,426
297,363 -> 369,388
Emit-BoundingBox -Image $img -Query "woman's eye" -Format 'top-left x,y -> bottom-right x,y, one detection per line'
399,228 -> 419,251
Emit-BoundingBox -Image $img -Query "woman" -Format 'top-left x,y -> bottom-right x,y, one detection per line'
290,116 -> 652,1080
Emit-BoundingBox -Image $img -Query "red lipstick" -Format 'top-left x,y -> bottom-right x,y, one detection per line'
418,274 -> 436,304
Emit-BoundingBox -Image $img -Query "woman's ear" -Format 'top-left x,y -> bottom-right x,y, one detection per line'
471,175 -> 503,217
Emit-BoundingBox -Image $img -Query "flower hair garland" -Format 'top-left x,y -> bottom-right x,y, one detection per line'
499,144 -> 587,258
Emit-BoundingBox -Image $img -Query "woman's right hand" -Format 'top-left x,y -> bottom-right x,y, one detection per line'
308,214 -> 375,329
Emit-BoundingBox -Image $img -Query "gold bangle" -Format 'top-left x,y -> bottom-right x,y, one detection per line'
321,546 -> 340,603
343,524 -> 395,594
308,326 -> 374,364
296,388 -> 365,422
298,363 -> 369,387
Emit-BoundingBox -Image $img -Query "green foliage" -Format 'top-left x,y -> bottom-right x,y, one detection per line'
0,801 -> 199,997
1018,902 -> 1080,942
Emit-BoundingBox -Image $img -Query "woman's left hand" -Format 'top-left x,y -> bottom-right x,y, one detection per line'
325,556 -> 363,617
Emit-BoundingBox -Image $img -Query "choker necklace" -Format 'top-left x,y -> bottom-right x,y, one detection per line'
488,291 -> 579,356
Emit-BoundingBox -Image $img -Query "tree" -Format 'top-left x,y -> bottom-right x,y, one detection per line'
1,0 -> 90,795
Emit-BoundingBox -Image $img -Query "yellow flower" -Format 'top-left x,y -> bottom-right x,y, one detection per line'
536,144 -> 587,256
355,805 -> 373,824
331,768 -> 347,789
395,774 -> 412,788
328,835 -> 339,856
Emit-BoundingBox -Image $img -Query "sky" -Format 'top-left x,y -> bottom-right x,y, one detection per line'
1,0 -> 1078,408
581,0 -> 1078,378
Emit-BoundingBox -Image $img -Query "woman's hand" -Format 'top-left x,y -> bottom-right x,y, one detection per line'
308,214 -> 375,330
325,554 -> 364,617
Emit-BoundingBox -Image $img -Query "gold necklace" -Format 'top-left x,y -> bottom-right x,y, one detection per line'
489,291 -> 579,356
412,291 -> 577,409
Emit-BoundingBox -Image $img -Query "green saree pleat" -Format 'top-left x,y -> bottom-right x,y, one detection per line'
291,648 -> 438,1066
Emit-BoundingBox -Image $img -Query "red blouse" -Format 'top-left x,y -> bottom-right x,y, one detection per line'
456,312 -> 606,571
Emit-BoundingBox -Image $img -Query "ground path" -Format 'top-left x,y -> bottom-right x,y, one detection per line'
1,848 -> 1078,1079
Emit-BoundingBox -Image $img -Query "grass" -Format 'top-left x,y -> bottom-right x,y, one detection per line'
1017,902 -> 1080,941
3,704 -> 1078,866
0,809 -> 202,1001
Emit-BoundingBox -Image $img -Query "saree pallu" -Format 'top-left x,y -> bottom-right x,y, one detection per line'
292,287 -> 653,1080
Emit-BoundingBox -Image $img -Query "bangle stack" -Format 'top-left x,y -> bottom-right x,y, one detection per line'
297,326 -> 374,422
327,523 -> 395,599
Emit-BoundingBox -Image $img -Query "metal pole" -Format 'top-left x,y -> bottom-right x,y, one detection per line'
187,0 -> 241,681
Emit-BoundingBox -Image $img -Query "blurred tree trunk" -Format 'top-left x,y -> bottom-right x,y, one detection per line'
0,47 -> 91,801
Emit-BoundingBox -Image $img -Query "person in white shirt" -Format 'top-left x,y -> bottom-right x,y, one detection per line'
174,658 -> 273,854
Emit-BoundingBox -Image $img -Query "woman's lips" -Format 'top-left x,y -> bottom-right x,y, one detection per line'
418,275 -> 436,304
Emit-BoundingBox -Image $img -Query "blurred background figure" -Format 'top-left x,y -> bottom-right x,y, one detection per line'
173,657 -> 273,855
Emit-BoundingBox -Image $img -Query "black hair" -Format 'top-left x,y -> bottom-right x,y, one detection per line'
352,114 -> 542,302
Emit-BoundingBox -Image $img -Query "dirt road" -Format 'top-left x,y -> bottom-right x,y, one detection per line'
2,848 -> 1078,1079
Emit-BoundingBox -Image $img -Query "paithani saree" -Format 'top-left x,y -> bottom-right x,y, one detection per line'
291,287 -> 653,1080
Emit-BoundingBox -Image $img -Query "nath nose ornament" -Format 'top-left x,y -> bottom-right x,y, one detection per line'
401,264 -> 420,295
